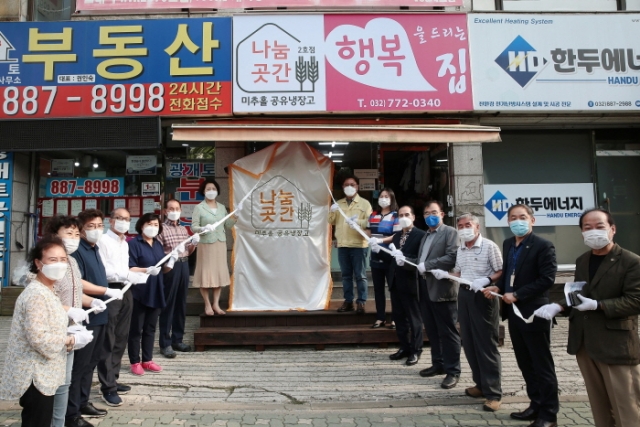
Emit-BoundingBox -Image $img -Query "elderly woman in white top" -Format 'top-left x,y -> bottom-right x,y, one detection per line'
0,236 -> 93,427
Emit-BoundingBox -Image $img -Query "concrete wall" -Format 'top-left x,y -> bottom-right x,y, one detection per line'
451,143 -> 486,232
0,0 -> 21,21
9,152 -> 32,283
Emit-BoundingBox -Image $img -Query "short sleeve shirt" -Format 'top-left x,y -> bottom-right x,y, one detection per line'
453,234 -> 503,281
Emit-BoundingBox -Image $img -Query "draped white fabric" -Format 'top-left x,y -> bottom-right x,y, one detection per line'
229,142 -> 333,311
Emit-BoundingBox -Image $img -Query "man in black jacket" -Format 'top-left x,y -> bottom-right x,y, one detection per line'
483,204 -> 558,427
386,206 -> 426,366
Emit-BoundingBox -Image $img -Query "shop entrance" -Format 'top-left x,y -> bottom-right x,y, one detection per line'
595,130 -> 640,254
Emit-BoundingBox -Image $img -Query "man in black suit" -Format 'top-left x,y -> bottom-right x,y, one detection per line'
385,206 -> 426,366
483,204 -> 558,427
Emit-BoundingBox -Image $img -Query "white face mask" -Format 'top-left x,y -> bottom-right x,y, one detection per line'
62,238 -> 80,255
143,226 -> 159,239
167,211 -> 181,221
84,228 -> 103,244
458,228 -> 476,242
344,186 -> 357,197
378,197 -> 391,208
113,219 -> 130,234
40,262 -> 68,281
399,216 -> 413,229
205,190 -> 218,200
582,229 -> 611,250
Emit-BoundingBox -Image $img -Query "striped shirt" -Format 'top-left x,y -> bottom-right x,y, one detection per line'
452,234 -> 503,281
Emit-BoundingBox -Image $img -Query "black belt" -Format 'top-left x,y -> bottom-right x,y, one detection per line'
108,282 -> 125,289
460,284 -> 472,291
176,257 -> 189,262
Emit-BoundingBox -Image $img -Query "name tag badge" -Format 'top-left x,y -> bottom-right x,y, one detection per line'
510,272 -> 515,288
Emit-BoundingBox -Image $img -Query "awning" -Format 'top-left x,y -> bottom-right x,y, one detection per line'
171,119 -> 501,144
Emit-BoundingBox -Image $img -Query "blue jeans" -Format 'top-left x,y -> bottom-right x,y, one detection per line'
338,247 -> 368,304
52,351 -> 73,427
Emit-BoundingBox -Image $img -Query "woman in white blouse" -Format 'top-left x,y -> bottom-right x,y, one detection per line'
0,237 -> 91,427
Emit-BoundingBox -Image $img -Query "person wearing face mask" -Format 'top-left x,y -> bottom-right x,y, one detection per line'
447,213 -> 503,412
67,209 -> 112,427
127,214 -> 166,376
386,206 -> 426,366
482,204 -> 558,427
157,199 -> 199,358
368,189 -> 401,328
534,209 -> 640,427
413,201 -> 460,389
191,179 -> 238,316
0,237 -> 84,427
96,208 -> 134,407
328,175 -> 373,314
43,216 -> 115,427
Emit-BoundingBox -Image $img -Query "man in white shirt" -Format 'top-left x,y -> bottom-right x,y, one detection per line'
451,213 -> 503,412
96,208 -> 133,407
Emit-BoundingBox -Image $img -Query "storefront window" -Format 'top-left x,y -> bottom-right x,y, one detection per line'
34,0 -> 73,21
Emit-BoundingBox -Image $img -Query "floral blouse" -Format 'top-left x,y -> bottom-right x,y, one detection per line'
54,257 -> 83,312
0,280 -> 68,399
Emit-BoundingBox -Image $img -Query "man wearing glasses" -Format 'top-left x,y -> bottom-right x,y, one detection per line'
66,209 -> 110,427
97,208 -> 134,407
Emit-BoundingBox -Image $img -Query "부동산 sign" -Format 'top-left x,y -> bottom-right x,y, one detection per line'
469,14 -> 640,111
484,183 -> 595,227
233,14 -> 472,113
0,18 -> 232,119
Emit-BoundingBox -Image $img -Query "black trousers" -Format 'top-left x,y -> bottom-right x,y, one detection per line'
458,288 -> 502,400
97,289 -> 133,394
390,288 -> 423,355
508,314 -> 559,422
128,299 -> 162,364
66,324 -> 106,421
419,279 -> 461,375
159,261 -> 189,348
20,382 -> 54,427
371,266 -> 390,322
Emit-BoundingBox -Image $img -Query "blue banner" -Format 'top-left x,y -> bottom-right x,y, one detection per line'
0,153 -> 12,287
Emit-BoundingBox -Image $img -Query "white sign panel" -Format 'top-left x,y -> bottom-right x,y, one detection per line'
126,155 -> 157,175
233,15 -> 327,113
51,159 -> 74,177
484,184 -> 595,227
469,14 -> 640,111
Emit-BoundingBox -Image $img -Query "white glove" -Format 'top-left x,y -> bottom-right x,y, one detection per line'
67,307 -> 90,324
575,295 -> 598,311
190,233 -> 200,244
104,288 -> 123,300
417,262 -> 427,274
368,238 -> 383,247
146,266 -> 161,276
533,303 -> 563,320
175,243 -> 186,254
68,325 -> 94,350
470,277 -> 491,292
390,249 -> 403,258
90,299 -> 107,313
235,201 -> 243,212
430,269 -> 448,280
203,223 -> 216,233
370,243 -> 381,254
395,254 -> 406,266
346,215 -> 359,230
166,256 -> 176,270
330,203 -> 339,212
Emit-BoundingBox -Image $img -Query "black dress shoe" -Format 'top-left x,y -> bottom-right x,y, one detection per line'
371,321 -> 385,329
441,374 -> 459,389
80,402 -> 107,418
405,353 -> 420,366
116,383 -> 131,395
356,302 -> 366,315
527,420 -> 557,427
510,407 -> 539,421
172,342 -> 192,352
419,366 -> 445,377
337,301 -> 354,312
65,416 -> 94,427
389,349 -> 410,360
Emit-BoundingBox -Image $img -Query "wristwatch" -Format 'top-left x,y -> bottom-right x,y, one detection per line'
512,291 -> 519,300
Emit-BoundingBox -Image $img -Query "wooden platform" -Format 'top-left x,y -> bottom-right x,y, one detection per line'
194,300 -> 506,351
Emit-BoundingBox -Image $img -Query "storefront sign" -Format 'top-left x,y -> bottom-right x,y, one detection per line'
233,14 -> 472,113
51,159 -> 74,177
354,169 -> 378,179
0,152 -> 12,287
126,155 -> 157,175
166,161 -> 215,178
141,182 -> 160,196
469,14 -> 640,111
76,0 -> 462,12
45,177 -> 125,197
0,18 -> 232,119
484,183 -> 595,227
